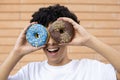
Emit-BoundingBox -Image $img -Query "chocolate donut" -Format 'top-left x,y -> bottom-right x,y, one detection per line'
26,24 -> 49,47
49,20 -> 75,43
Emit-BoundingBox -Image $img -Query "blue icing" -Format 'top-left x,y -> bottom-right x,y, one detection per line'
26,24 -> 48,47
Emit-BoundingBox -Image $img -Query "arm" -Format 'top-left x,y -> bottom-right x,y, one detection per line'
0,22 -> 45,80
85,35 -> 120,73
0,50 -> 23,80
58,17 -> 120,74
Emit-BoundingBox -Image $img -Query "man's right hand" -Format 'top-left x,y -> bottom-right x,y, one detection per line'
0,22 -> 46,80
12,22 -> 46,57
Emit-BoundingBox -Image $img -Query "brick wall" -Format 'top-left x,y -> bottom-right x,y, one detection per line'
0,0 -> 120,78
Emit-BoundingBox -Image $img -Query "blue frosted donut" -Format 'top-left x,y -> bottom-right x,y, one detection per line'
26,24 -> 48,47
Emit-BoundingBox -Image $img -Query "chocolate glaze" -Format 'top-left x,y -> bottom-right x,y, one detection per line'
49,20 -> 75,43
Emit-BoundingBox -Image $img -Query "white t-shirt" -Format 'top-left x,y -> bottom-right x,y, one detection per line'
8,59 -> 117,80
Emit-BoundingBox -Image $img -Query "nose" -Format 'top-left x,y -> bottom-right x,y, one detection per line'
46,24 -> 58,46
47,36 -> 57,45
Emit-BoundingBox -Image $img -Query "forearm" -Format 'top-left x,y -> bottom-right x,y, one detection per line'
85,36 -> 120,72
0,50 -> 23,80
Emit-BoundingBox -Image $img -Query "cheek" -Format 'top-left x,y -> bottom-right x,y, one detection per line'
59,46 -> 67,53
42,48 -> 47,53
59,47 -> 67,59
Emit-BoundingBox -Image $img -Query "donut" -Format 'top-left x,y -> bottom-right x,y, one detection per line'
49,20 -> 75,43
26,24 -> 49,47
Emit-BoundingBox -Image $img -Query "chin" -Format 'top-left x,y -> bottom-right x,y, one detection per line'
47,57 -> 65,66
43,45 -> 67,65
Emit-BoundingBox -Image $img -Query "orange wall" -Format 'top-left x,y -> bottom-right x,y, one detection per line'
0,0 -> 120,77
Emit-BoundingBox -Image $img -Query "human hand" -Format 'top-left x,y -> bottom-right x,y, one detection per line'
12,22 -> 46,57
57,17 -> 94,46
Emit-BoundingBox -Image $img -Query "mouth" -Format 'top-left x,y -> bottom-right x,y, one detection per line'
47,47 -> 59,53
47,47 -> 60,56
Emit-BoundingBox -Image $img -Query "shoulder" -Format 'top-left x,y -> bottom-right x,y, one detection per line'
77,59 -> 117,80
78,58 -> 110,66
75,58 -> 116,74
20,60 -> 46,71
77,58 -> 115,70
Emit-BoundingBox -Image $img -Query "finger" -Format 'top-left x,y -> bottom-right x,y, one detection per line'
57,17 -> 80,30
25,22 -> 38,33
57,17 -> 76,25
30,22 -> 38,25
68,41 -> 83,46
58,17 -> 89,36
36,44 -> 46,49
22,22 -> 38,35
18,22 -> 38,42
58,43 -> 68,46
30,44 -> 46,52
21,24 -> 32,36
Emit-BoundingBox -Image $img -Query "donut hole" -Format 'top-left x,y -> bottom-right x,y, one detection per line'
49,20 -> 75,43
59,29 -> 64,34
34,33 -> 39,38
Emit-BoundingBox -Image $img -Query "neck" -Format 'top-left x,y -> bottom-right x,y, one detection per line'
48,58 -> 72,66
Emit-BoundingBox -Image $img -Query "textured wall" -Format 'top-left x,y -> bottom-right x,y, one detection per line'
0,0 -> 120,78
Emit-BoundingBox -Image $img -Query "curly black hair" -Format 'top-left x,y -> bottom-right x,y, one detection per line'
30,4 -> 80,27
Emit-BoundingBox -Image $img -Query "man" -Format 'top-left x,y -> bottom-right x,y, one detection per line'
0,4 -> 120,80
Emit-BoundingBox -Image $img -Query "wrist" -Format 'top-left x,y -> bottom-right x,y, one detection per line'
84,36 -> 98,48
10,49 -> 24,59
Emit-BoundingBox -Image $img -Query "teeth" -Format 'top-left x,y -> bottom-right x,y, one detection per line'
47,48 -> 59,51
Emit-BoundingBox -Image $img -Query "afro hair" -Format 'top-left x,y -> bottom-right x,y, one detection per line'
30,4 -> 80,27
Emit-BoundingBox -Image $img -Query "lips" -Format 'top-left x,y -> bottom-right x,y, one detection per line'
46,47 -> 60,56
47,47 -> 59,53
